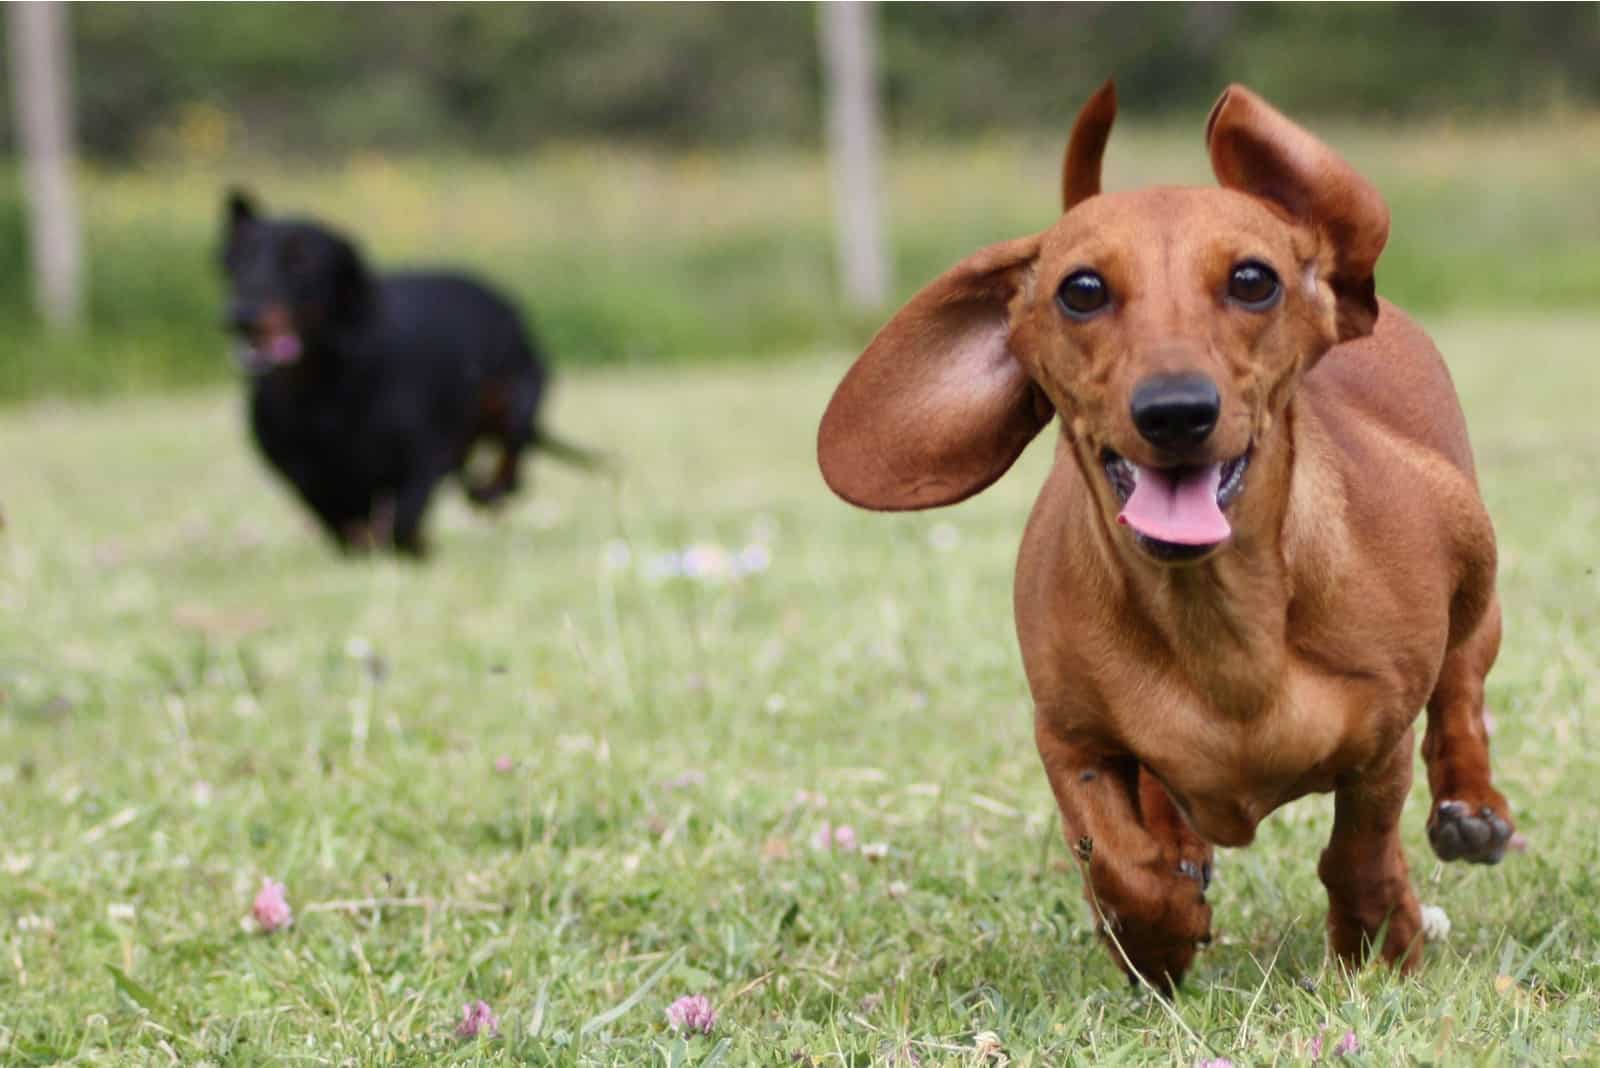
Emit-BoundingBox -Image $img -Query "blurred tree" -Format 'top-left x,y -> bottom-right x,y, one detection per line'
0,3 -> 1594,163
819,1 -> 889,310
7,0 -> 84,330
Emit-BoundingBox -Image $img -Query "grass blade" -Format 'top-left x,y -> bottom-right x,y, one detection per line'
106,964 -> 163,1016
580,948 -> 684,1036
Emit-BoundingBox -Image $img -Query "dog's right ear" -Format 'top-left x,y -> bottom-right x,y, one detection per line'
819,235 -> 1051,511
225,189 -> 258,233
1062,79 -> 1116,212
1205,86 -> 1389,341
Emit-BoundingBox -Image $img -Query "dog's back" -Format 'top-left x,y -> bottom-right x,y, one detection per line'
1305,300 -> 1478,481
369,272 -> 539,377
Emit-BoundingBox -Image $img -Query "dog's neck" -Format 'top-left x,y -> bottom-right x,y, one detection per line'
281,325 -> 370,382
1068,415 -> 1305,716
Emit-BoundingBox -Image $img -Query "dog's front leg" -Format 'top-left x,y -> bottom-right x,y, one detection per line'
1318,727 -> 1424,972
391,458 -> 453,557
1036,718 -> 1213,992
1423,596 -> 1515,863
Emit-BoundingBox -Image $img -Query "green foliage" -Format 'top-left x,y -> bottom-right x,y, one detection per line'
1,322 -> 1598,1061
3,5 -> 1598,159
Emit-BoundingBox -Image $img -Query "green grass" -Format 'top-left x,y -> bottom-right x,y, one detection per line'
5,114 -> 1600,400
1,313 -> 1599,1065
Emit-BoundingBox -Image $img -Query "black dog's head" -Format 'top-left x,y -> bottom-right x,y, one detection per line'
219,190 -> 375,374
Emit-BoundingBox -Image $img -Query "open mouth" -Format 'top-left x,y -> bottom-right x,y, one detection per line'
1101,448 -> 1250,560
232,329 -> 303,374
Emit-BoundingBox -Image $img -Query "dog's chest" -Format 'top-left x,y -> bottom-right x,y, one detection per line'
1125,656 -> 1399,846
252,375 -> 383,476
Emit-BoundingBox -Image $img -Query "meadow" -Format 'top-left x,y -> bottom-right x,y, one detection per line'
4,115 -> 1600,400
4,112 -> 1600,1064
1,307 -> 1598,1063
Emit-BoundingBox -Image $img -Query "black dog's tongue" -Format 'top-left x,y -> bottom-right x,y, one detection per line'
263,334 -> 302,365
235,333 -> 302,374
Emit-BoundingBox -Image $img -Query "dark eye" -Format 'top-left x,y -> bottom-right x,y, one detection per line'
1227,261 -> 1280,309
1057,269 -> 1110,319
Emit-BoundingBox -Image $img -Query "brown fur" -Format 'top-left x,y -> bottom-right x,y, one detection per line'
818,83 -> 1513,990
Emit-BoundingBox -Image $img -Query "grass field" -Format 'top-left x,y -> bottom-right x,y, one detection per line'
2,310 -> 1599,1065
6,115 -> 1600,401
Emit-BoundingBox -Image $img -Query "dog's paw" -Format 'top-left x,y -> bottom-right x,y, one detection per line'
1098,871 -> 1213,994
465,481 -> 509,508
1105,916 -> 1209,996
1420,904 -> 1451,940
1428,799 -> 1513,864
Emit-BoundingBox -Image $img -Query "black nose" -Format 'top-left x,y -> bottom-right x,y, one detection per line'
1130,373 -> 1220,450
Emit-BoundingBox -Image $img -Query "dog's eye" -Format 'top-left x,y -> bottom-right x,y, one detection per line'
1227,261 -> 1281,309
1057,270 -> 1110,319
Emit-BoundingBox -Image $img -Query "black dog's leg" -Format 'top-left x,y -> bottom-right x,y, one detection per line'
467,343 -> 546,508
468,444 -> 528,508
390,458 -> 453,557
284,470 -> 371,553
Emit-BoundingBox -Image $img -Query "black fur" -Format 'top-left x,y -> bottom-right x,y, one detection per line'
220,190 -> 586,555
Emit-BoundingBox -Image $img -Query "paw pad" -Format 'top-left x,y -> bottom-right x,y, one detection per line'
1429,799 -> 1512,864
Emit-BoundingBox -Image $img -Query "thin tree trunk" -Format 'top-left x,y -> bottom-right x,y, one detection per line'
818,1 -> 889,310
8,1 -> 85,331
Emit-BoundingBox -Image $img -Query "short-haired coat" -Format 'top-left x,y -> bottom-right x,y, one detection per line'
818,83 -> 1514,989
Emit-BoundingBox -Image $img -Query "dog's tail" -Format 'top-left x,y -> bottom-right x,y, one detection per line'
531,427 -> 611,473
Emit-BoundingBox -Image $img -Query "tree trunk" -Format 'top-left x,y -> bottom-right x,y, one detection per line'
8,1 -> 85,331
818,1 -> 890,311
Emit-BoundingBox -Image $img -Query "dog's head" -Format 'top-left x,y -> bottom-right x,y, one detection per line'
219,190 -> 374,374
818,83 -> 1389,565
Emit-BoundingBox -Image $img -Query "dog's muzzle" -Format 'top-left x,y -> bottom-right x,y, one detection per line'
232,332 -> 303,376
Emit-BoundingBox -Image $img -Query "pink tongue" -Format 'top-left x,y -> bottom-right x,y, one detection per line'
268,334 -> 302,364
1118,463 -> 1230,545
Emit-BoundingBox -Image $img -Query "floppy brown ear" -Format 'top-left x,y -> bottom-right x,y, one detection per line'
1205,85 -> 1389,341
1062,79 -> 1116,211
819,235 -> 1051,511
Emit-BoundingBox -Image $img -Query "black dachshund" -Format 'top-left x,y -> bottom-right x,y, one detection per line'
220,190 -> 594,555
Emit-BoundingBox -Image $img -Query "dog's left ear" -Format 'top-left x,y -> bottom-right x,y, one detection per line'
819,235 -> 1051,511
1206,85 -> 1389,341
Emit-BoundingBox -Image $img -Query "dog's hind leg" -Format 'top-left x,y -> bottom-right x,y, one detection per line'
1036,719 -> 1213,993
1319,729 -> 1424,972
466,447 -> 525,509
467,355 -> 545,509
1422,594 -> 1515,863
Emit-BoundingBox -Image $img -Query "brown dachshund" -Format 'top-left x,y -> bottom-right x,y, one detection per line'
818,82 -> 1514,990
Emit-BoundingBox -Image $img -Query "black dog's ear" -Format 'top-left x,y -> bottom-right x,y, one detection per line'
225,188 -> 259,229
219,189 -> 259,271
